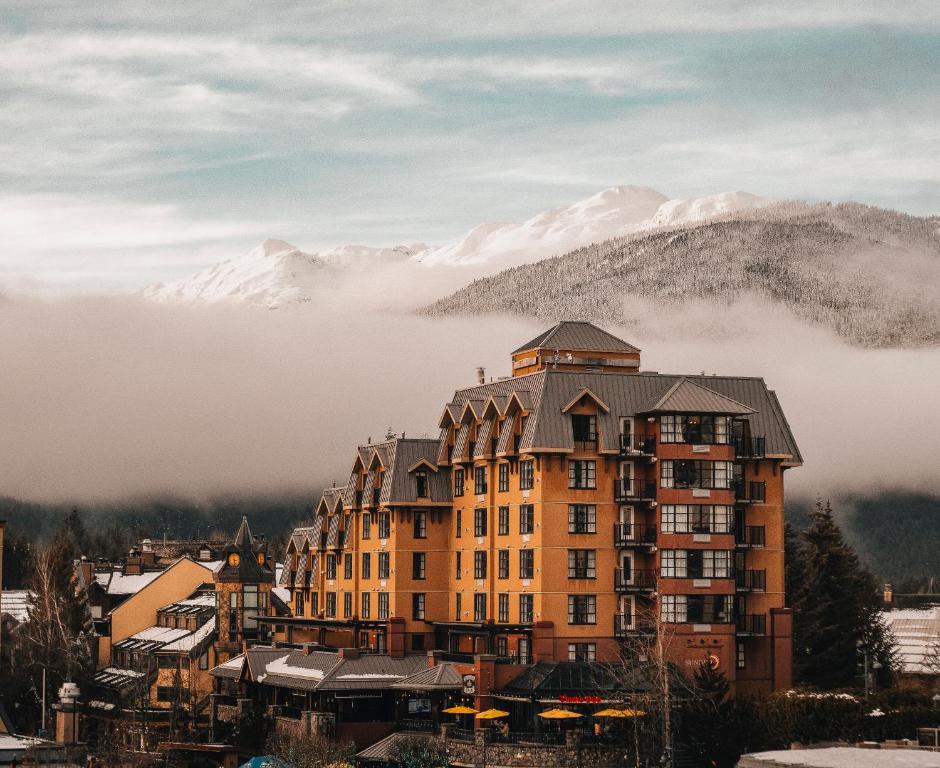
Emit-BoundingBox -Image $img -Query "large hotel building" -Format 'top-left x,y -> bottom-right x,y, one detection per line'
275,321 -> 801,695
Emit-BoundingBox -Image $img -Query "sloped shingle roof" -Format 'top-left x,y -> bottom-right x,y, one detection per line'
513,321 -> 641,355
643,377 -> 755,415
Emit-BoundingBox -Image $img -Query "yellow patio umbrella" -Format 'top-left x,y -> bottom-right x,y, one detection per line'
620,708 -> 647,717
538,708 -> 583,719
593,708 -> 630,718
443,705 -> 479,715
475,708 -> 510,720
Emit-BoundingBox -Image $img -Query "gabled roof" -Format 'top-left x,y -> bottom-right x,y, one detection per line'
562,387 -> 610,414
642,377 -> 755,415
391,662 -> 463,691
513,321 -> 640,355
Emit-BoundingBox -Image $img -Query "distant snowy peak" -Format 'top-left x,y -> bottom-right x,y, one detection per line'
651,191 -> 772,228
143,238 -> 428,306
414,185 -> 670,267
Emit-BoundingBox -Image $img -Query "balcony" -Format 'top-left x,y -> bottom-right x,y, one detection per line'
614,568 -> 656,593
733,480 -> 766,503
614,479 -> 657,503
736,525 -> 766,548
614,522 -> 657,548
736,613 -> 767,636
619,434 -> 656,456
733,436 -> 766,459
614,613 -> 656,637
736,569 -> 767,592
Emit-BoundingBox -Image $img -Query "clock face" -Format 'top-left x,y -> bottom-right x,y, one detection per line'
228,553 -> 241,567
257,552 -> 266,565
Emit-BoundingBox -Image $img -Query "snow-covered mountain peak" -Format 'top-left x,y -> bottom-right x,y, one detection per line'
254,238 -> 303,259
651,191 -> 771,228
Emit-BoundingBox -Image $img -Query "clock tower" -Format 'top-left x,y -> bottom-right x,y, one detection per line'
214,515 -> 275,661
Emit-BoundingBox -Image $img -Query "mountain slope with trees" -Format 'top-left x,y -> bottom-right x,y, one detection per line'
423,202 -> 940,348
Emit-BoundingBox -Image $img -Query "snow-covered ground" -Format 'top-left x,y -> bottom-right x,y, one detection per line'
740,747 -> 940,767
142,186 -> 772,307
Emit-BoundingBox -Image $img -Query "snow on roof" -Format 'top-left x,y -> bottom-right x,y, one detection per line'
200,560 -> 225,573
1,590 -> 34,622
883,608 -> 940,674
220,654 -> 246,669
160,617 -> 216,653
100,667 -> 144,678
96,569 -> 164,595
743,747 -> 940,767
0,734 -> 42,750
129,625 -> 191,643
264,653 -> 320,680
272,587 -> 290,604
175,594 -> 217,607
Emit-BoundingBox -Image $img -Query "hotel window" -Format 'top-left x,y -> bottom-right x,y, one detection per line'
415,471 -> 429,498
474,593 -> 487,621
326,592 -> 336,618
498,550 -> 509,579
378,511 -> 391,539
660,460 -> 733,490
378,592 -> 389,619
413,593 -> 426,620
568,460 -> 596,489
474,551 -> 487,579
412,634 -> 425,651
326,554 -> 337,580
568,504 -> 597,534
497,636 -> 508,656
414,511 -> 427,539
567,549 -> 596,579
737,641 -> 746,669
495,508 -> 508,537
474,508 -> 487,536
294,592 -> 304,617
660,594 -> 686,623
519,459 -> 534,490
455,593 -> 462,620
498,463 -> 509,492
660,415 -> 730,445
571,414 -> 597,442
474,466 -> 487,495
311,592 -> 318,615
343,592 -> 352,618
344,553 -> 353,580
362,511 -> 372,539
456,551 -> 462,579
413,552 -> 426,580
498,593 -> 510,622
661,504 -> 733,534
660,549 -> 688,578
199,649 -> 210,670
361,592 -> 371,618
567,595 -> 596,625
519,594 -> 534,623
378,552 -> 390,579
568,642 -> 596,662
454,468 -> 464,497
690,550 -> 733,579
362,552 -> 371,579
519,549 -> 534,579
687,594 -> 733,624
456,509 -> 462,538
519,504 -> 534,534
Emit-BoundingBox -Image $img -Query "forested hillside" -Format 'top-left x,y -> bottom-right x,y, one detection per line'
424,203 -> 940,348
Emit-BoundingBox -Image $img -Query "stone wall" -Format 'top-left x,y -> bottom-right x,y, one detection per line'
441,727 -> 629,768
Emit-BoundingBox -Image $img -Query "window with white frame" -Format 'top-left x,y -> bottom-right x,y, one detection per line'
660,460 -> 733,489
660,594 -> 687,623
567,595 -> 596,624
567,549 -> 596,579
519,594 -> 534,623
660,505 -> 733,534
568,460 -> 596,489
519,460 -> 534,490
473,593 -> 487,621
377,592 -> 389,619
568,642 -> 596,661
660,415 -> 731,444
660,549 -> 688,578
498,593 -> 509,622
568,504 -> 596,534
498,463 -> 510,492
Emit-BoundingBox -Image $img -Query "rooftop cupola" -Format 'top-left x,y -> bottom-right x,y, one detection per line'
511,321 -> 641,376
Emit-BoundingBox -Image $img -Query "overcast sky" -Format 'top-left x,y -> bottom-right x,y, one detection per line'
2,1 -> 939,291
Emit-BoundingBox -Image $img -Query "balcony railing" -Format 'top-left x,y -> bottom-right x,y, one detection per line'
736,569 -> 767,592
733,436 -> 766,459
614,479 -> 657,503
736,525 -> 766,548
614,613 -> 656,637
619,434 -> 656,456
614,568 -> 656,592
733,480 -> 766,503
614,522 -> 657,548
736,613 -> 767,636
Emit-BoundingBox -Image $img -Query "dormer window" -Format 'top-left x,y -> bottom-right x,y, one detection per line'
571,414 -> 597,444
415,471 -> 429,498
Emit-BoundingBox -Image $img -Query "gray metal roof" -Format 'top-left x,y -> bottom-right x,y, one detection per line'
513,321 -> 641,355
443,369 -> 801,463
390,662 -> 463,690
643,378 -> 755,415
358,732 -> 431,763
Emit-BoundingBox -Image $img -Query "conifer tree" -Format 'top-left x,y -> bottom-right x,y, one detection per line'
792,499 -> 896,688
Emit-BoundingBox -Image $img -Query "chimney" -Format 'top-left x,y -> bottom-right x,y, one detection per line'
476,366 -> 485,385
883,583 -> 893,605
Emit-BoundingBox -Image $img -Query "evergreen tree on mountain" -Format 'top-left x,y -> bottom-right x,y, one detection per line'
792,499 -> 896,688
